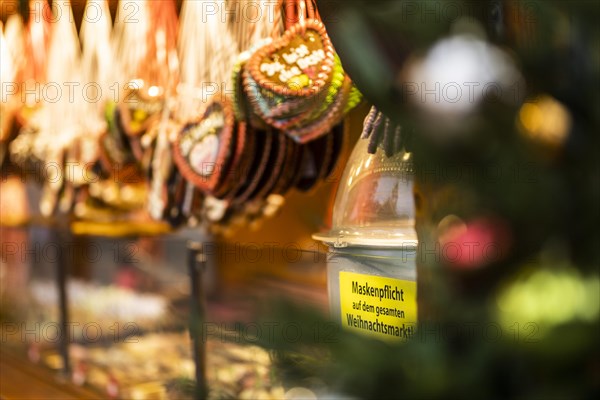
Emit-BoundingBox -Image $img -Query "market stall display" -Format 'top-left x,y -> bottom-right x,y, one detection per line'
1,0 -> 598,400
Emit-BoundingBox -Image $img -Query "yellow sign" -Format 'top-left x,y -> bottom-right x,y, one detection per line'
339,271 -> 417,342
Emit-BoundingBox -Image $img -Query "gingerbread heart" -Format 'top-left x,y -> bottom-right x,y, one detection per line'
99,103 -> 139,170
118,84 -> 164,137
230,127 -> 275,205
172,98 -> 235,193
252,131 -> 288,200
243,72 -> 329,131
286,74 -> 352,143
273,135 -> 302,196
213,122 -> 249,199
245,20 -> 335,100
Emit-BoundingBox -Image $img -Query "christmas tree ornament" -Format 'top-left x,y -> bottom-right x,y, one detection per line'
517,95 -> 572,151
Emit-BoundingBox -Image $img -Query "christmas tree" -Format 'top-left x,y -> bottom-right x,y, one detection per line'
258,1 -> 600,398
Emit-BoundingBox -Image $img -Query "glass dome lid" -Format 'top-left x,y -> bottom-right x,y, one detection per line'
313,138 -> 418,248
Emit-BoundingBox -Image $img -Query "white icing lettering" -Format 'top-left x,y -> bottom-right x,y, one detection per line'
279,66 -> 302,83
297,49 -> 325,70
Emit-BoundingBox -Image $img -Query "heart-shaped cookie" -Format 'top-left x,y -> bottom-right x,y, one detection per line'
286,74 -> 352,143
245,19 -> 335,100
213,121 -> 249,199
295,124 -> 337,192
243,72 -> 330,131
217,123 -> 262,202
230,127 -> 275,205
273,135 -> 302,196
172,98 -> 235,193
99,103 -> 140,172
251,131 -> 288,200
118,84 -> 164,137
